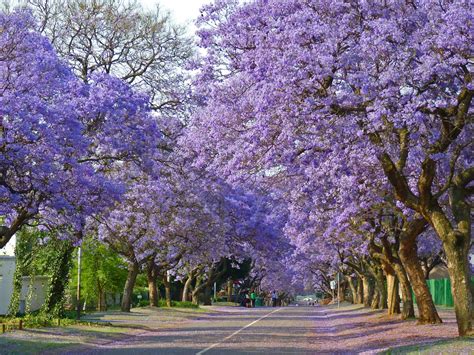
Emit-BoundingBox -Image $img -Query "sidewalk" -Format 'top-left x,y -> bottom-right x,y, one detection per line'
317,303 -> 472,353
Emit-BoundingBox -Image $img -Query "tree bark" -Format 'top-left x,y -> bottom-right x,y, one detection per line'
371,289 -> 380,309
162,274 -> 172,307
121,261 -> 139,312
443,240 -> 473,336
202,285 -> 213,305
192,276 -> 202,305
146,259 -> 159,307
387,274 -> 400,315
425,184 -> 473,336
372,267 -> 387,309
392,263 -> 415,319
356,277 -> 364,304
399,219 -> 441,324
362,276 -> 373,307
182,273 -> 194,302
338,280 -> 346,303
346,276 -> 357,304
147,274 -> 159,307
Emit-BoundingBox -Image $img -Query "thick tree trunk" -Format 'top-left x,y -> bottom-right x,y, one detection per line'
392,263 -> 415,319
182,274 -> 194,302
192,277 -> 202,305
427,194 -> 473,336
162,275 -> 172,307
148,275 -> 159,307
373,268 -> 388,309
387,274 -> 400,315
443,242 -> 473,336
362,276 -> 373,307
338,281 -> 346,303
201,285 -> 212,305
121,261 -> 139,312
399,233 -> 441,324
346,276 -> 357,304
146,260 -> 159,307
371,289 -> 380,309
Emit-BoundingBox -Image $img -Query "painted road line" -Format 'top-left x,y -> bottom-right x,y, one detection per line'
196,307 -> 283,355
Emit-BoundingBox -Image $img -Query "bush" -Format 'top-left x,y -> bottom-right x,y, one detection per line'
155,299 -> 199,308
136,299 -> 150,307
175,301 -> 198,308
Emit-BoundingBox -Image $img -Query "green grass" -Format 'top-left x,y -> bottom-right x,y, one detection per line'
384,337 -> 474,354
0,338 -> 78,355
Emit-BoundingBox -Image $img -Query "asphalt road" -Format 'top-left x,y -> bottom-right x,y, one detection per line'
66,306 -> 326,354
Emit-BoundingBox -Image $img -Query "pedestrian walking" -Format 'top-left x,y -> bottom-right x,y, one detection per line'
250,290 -> 256,307
245,292 -> 251,308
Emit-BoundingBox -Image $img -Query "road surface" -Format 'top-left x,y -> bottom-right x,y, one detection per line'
65,306 -> 327,354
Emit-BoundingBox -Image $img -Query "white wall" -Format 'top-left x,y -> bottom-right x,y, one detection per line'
0,256 -> 16,315
20,276 -> 49,312
0,235 -> 16,256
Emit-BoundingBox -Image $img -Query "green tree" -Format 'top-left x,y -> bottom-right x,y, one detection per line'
70,237 -> 128,311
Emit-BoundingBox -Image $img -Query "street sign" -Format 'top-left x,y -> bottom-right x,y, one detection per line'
330,280 -> 336,290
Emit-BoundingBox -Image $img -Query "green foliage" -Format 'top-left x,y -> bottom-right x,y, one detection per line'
8,227 -> 72,316
136,300 -> 150,307
41,240 -> 74,317
70,237 -> 128,310
158,300 -> 198,308
133,298 -> 198,308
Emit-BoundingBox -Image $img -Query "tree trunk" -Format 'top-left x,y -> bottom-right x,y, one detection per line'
426,192 -> 473,336
442,235 -> 473,336
392,263 -> 415,319
192,276 -> 203,305
338,281 -> 346,303
373,268 -> 388,309
362,276 -> 373,307
147,274 -> 159,307
399,231 -> 441,324
201,285 -> 212,305
371,289 -> 380,309
346,276 -> 357,304
97,285 -> 107,312
146,259 -> 159,307
387,274 -> 400,315
121,261 -> 139,312
182,274 -> 194,302
356,277 -> 364,304
162,275 -> 172,307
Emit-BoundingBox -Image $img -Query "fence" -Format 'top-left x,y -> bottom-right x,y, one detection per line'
414,277 -> 474,307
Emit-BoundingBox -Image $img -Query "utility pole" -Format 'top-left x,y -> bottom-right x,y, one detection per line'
337,272 -> 340,308
76,246 -> 82,320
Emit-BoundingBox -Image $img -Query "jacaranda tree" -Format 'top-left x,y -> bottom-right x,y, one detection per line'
188,0 -> 473,335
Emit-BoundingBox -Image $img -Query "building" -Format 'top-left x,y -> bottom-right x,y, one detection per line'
0,236 -> 48,315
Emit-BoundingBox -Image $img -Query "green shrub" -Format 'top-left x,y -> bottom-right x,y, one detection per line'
155,300 -> 198,308
174,301 -> 198,308
136,299 -> 150,307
